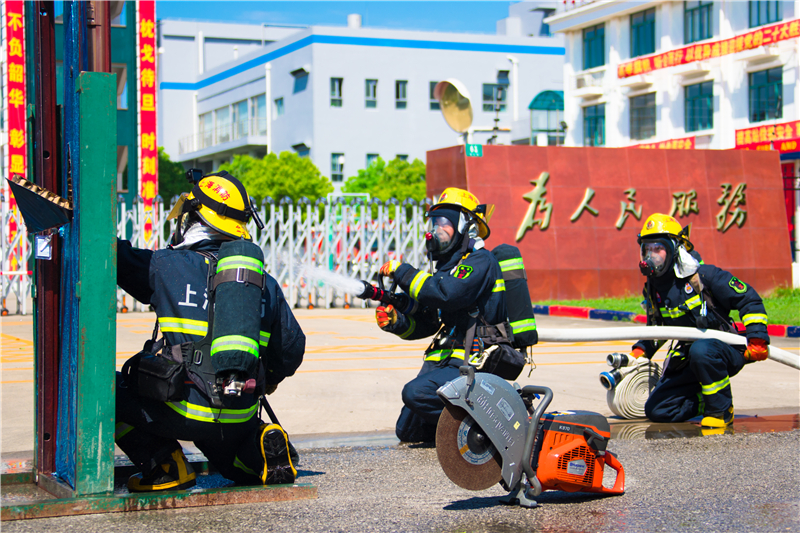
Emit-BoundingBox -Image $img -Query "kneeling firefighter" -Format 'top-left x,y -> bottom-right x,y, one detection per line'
116,169 -> 305,491
626,213 -> 769,429
376,188 -> 537,443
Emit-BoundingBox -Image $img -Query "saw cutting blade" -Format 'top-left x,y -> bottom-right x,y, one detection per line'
436,404 -> 502,491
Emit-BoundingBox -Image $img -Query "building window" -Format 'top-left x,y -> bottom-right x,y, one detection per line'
395,80 -> 407,109
630,93 -> 656,140
483,84 -> 507,112
251,94 -> 266,135
530,90 -> 564,146
234,100 -> 248,139
430,81 -> 441,110
112,64 -> 128,110
365,79 -> 378,108
366,154 -> 379,167
292,69 -> 309,93
630,8 -> 656,58
292,143 -> 310,158
749,67 -> 782,123
274,97 -> 284,117
685,81 -> 713,132
215,107 -> 231,144
199,112 -> 213,148
583,104 -> 605,146
582,23 -> 605,70
684,1 -> 712,44
750,1 -> 782,28
331,153 -> 345,182
330,77 -> 343,107
396,154 -> 409,161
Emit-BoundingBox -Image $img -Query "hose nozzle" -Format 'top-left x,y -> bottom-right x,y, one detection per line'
600,370 -> 623,391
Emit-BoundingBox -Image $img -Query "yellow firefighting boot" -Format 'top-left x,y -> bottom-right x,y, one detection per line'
259,424 -> 297,485
700,405 -> 734,429
128,449 -> 197,492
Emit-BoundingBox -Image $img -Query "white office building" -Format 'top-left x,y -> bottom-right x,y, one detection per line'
546,0 -> 799,166
157,3 -> 566,189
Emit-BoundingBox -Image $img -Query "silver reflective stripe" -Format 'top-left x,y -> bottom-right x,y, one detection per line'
165,400 -> 257,423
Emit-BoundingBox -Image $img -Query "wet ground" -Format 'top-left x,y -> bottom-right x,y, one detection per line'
3,428 -> 799,532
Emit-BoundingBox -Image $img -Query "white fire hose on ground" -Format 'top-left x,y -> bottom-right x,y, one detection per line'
538,326 -> 800,419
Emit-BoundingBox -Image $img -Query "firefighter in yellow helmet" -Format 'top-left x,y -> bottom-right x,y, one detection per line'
627,213 -> 769,430
115,170 -> 304,491
375,187 -> 509,443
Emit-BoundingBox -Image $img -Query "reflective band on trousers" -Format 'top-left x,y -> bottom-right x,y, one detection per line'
216,255 -> 264,274
166,400 -> 257,423
493,279 -> 506,292
158,317 -> 208,337
410,271 -> 431,299
499,258 -> 524,271
233,455 -> 256,476
510,318 -> 537,333
742,313 -> 768,326
114,422 -> 134,440
400,317 -> 416,339
211,335 -> 259,357
259,330 -> 271,347
701,376 -> 731,396
659,306 -> 686,319
425,349 -> 466,362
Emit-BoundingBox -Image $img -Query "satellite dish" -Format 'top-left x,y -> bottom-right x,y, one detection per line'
434,79 -> 473,133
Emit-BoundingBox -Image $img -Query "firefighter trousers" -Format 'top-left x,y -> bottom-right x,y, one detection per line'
114,372 -> 263,483
395,357 -> 463,443
645,339 -> 746,423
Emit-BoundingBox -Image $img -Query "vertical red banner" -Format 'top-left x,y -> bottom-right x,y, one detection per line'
137,0 -> 158,238
4,0 -> 25,270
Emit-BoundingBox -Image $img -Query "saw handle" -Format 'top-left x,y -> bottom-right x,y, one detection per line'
595,451 -> 625,495
519,385 -> 553,496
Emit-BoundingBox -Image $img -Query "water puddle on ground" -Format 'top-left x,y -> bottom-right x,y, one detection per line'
611,413 -> 799,440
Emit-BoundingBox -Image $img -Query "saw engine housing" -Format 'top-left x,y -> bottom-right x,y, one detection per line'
534,411 -> 624,494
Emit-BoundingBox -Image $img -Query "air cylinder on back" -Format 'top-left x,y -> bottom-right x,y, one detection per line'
210,240 -> 265,378
492,244 -> 538,348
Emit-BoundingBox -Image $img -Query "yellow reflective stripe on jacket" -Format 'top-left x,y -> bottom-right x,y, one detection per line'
216,255 -> 264,274
701,376 -> 731,396
233,455 -> 257,476
493,279 -> 506,292
659,307 -> 686,319
158,317 -> 208,336
166,400 -> 257,423
742,313 -> 768,326
685,295 -> 702,310
424,349 -> 466,362
499,258 -> 524,272
510,318 -> 537,333
259,331 -> 271,347
409,271 -> 431,299
114,422 -> 134,440
399,317 -> 416,339
210,335 -> 259,357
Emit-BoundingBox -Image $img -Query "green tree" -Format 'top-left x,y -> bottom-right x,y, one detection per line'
157,147 -> 190,203
219,152 -> 333,203
342,157 -> 426,202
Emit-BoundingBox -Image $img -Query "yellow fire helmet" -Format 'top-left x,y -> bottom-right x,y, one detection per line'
428,187 -> 494,239
638,213 -> 693,251
167,171 -> 259,240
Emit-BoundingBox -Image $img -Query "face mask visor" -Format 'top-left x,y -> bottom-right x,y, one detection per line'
639,238 -> 672,277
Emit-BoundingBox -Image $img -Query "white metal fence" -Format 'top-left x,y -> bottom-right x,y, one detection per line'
2,194 -> 432,315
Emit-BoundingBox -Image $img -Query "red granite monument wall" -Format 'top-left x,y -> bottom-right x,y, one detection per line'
426,145 -> 792,301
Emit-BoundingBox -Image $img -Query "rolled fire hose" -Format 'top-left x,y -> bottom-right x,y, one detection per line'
604,361 -> 661,419
538,326 -> 800,370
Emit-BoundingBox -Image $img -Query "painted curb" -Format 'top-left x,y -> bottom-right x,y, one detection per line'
532,305 -> 793,337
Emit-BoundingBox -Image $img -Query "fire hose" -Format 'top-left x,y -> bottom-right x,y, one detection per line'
538,326 -> 800,419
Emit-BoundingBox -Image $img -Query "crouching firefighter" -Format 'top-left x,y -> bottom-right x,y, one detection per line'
116,169 -> 305,492
376,188 -> 535,443
629,213 -> 769,430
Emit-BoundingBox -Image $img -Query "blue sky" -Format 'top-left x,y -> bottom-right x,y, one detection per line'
156,1 -> 515,34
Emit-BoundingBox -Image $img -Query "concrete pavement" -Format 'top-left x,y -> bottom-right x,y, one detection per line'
2,309 -> 798,453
